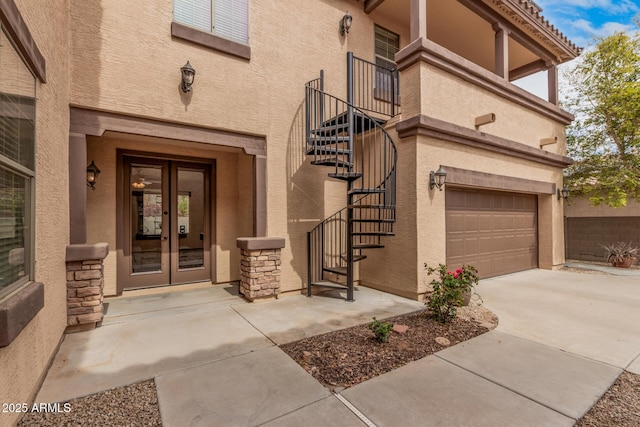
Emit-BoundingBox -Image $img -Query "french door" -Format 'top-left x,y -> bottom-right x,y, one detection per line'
122,156 -> 211,289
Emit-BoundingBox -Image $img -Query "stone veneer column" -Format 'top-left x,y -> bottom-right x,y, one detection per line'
65,243 -> 109,333
236,237 -> 285,302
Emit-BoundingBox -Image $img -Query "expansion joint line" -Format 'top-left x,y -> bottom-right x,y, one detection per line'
334,392 -> 378,427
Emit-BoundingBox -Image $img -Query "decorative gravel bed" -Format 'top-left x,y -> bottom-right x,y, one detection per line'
576,371 -> 640,426
17,380 -> 161,427
280,303 -> 497,389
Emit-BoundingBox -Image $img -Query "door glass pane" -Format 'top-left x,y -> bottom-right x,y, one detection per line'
131,165 -> 163,273
177,168 -> 205,270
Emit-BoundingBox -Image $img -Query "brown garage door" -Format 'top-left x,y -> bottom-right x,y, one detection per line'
446,188 -> 538,278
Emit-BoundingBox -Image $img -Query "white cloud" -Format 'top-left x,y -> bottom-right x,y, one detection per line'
571,18 -> 633,37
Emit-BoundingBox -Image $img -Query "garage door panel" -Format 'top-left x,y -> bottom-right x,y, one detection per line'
463,214 -> 479,232
447,213 -> 466,233
446,188 -> 538,278
476,214 -> 492,231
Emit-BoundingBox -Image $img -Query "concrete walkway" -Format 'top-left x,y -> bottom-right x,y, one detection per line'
36,267 -> 640,426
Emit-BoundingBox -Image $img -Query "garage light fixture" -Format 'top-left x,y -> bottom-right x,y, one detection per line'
340,11 -> 352,36
430,166 -> 447,191
557,186 -> 569,201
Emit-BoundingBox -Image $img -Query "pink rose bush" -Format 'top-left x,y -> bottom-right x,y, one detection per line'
424,263 -> 479,323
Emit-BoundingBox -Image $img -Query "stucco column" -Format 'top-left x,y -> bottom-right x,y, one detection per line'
547,64 -> 558,105
410,0 -> 427,42
254,155 -> 267,237
493,23 -> 509,79
69,133 -> 87,244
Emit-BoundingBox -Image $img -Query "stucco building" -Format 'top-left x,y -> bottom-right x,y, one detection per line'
0,0 -> 580,422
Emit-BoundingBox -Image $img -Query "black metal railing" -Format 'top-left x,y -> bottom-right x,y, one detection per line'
305,71 -> 397,297
349,53 -> 400,118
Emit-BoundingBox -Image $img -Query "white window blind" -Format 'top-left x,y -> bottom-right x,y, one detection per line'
174,0 -> 249,44
375,25 -> 399,69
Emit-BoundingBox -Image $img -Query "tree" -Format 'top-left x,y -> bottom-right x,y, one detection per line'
563,25 -> 640,207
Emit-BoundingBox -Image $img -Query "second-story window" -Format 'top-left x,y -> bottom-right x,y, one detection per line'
375,25 -> 399,71
174,0 -> 249,44
374,25 -> 400,100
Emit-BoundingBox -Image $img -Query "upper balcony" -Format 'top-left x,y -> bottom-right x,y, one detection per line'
361,0 -> 581,154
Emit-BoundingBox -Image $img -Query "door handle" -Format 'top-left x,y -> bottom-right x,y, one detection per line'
162,236 -> 168,240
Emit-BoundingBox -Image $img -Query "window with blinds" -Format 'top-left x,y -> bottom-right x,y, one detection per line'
0,25 -> 35,299
374,25 -> 400,97
375,25 -> 399,70
174,0 -> 249,44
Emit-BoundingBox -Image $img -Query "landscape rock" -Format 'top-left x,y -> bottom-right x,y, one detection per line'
393,324 -> 409,334
435,336 -> 451,346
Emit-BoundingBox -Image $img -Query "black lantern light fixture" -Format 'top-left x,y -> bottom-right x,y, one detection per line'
557,186 -> 570,201
429,166 -> 447,191
340,11 -> 352,36
180,60 -> 196,93
87,160 -> 100,190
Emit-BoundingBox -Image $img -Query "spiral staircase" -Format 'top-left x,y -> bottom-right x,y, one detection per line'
305,53 -> 399,301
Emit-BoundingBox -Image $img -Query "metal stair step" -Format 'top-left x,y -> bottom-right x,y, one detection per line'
323,266 -> 347,276
350,218 -> 395,223
308,136 -> 350,144
352,231 -> 395,236
324,111 -> 387,134
310,124 -> 349,135
307,147 -> 351,156
348,204 -> 393,209
310,280 -> 348,290
353,243 -> 385,249
311,158 -> 352,168
348,188 -> 386,195
328,172 -> 363,182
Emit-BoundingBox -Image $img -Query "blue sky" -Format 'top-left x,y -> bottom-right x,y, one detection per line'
536,0 -> 639,48
515,1 -> 639,98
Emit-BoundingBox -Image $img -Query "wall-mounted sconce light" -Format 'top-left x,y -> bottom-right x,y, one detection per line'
540,137 -> 558,147
429,166 -> 447,191
475,113 -> 496,129
340,11 -> 352,36
87,160 -> 100,190
557,186 -> 570,201
180,61 -> 196,93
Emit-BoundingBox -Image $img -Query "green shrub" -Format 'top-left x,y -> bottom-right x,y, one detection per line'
369,317 -> 393,343
424,263 -> 479,324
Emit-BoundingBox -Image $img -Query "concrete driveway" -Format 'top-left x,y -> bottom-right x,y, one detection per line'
479,268 -> 640,372
339,268 -> 640,427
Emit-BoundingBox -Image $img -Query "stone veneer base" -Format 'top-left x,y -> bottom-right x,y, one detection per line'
237,238 -> 285,302
65,243 -> 109,333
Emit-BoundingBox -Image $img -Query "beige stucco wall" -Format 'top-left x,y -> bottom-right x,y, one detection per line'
69,0 -> 415,294
565,196 -> 640,218
414,62 -> 567,152
69,0 -> 571,298
86,134 -> 254,295
0,1 -> 70,425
